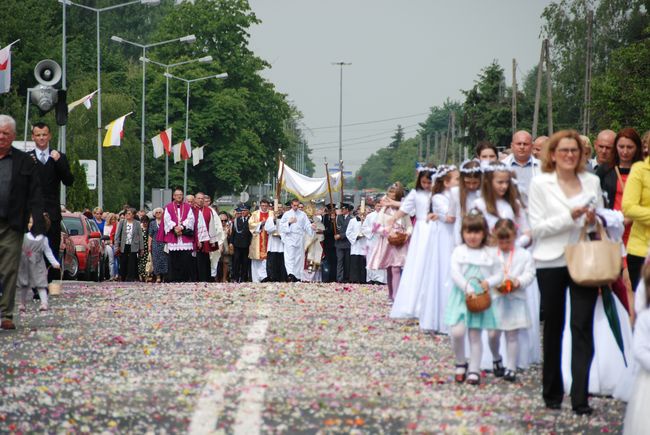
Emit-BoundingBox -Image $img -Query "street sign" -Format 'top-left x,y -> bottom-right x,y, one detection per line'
79,159 -> 97,190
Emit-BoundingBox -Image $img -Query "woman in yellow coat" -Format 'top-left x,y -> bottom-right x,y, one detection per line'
622,154 -> 650,291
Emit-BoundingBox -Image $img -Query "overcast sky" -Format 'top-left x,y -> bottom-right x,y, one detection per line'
248,0 -> 553,176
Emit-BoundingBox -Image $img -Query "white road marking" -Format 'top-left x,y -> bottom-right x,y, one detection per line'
188,316 -> 270,435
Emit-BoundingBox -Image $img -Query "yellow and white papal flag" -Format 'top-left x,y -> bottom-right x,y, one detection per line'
102,112 -> 132,147
192,146 -> 204,166
68,90 -> 98,112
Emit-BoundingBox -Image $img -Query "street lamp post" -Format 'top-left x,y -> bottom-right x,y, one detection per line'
164,72 -> 228,193
58,0 -> 160,209
331,61 -> 351,164
110,34 -> 196,210
139,55 -> 213,189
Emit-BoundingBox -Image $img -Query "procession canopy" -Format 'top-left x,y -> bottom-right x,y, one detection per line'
278,162 -> 342,201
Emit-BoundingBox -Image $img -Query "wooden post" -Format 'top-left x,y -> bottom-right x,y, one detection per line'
532,41 -> 544,139
545,39 -> 554,135
275,149 -> 284,213
325,160 -> 337,236
426,134 -> 431,163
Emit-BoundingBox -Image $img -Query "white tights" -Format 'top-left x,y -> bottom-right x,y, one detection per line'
19,287 -> 48,308
450,324 -> 483,373
488,330 -> 520,371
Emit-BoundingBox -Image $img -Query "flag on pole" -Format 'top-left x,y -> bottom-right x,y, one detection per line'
192,145 -> 204,166
0,43 -> 14,94
180,139 -> 192,160
151,128 -> 172,159
102,112 -> 132,147
172,139 -> 192,163
68,90 -> 98,112
172,143 -> 181,163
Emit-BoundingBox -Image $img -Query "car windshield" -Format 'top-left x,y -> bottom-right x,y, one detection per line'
63,217 -> 84,236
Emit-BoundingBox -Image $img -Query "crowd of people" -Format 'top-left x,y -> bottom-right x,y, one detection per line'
4,110 -> 650,425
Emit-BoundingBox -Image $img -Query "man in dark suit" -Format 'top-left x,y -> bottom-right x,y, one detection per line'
29,122 -> 74,283
334,203 -> 353,283
0,115 -> 44,329
230,205 -> 252,282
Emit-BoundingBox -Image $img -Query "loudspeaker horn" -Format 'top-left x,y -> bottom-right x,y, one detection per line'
34,59 -> 62,87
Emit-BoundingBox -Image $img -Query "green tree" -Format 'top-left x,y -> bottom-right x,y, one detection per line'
462,61 -> 511,149
591,33 -> 650,131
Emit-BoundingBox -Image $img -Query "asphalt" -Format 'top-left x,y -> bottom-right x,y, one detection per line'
0,281 -> 625,433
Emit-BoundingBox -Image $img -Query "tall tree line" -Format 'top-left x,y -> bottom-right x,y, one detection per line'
0,0 -> 313,211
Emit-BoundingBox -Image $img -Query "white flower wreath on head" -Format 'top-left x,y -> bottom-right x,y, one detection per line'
433,164 -> 457,180
416,165 -> 436,174
480,162 -> 512,173
459,159 -> 482,175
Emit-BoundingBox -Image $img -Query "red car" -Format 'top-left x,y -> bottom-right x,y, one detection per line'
59,229 -> 79,280
61,213 -> 103,281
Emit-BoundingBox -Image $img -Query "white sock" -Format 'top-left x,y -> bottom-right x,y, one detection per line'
450,323 -> 466,366
468,329 -> 483,373
19,287 -> 29,306
505,330 -> 519,371
488,330 -> 502,362
37,288 -> 48,308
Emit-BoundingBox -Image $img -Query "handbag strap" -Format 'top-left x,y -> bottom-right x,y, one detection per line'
578,218 -> 608,242
614,166 -> 626,190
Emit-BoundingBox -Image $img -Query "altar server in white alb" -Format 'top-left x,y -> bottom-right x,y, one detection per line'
279,198 -> 315,282
346,207 -> 367,284
361,201 -> 386,284
264,203 -> 287,282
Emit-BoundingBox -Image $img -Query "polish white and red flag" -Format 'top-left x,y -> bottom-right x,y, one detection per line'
172,139 -> 192,163
151,127 -> 172,159
0,44 -> 13,94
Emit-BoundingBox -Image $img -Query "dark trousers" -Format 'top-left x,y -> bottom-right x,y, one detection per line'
537,267 -> 598,408
266,251 -> 287,282
46,219 -> 62,283
232,247 -> 250,282
118,244 -> 138,281
196,252 -> 211,282
322,248 -> 337,282
349,255 -> 367,284
335,247 -> 351,283
169,250 -> 192,282
0,219 -> 23,320
627,254 -> 645,293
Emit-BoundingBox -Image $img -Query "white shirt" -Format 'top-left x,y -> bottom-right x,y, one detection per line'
279,209 -> 313,248
346,218 -> 367,256
264,216 -> 284,253
37,147 -> 50,164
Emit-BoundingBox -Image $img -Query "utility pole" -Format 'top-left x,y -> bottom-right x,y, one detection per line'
532,41 -> 544,139
512,58 -> 517,134
544,39 -> 554,135
435,131 -> 440,164
426,134 -> 431,163
450,112 -> 456,163
582,10 -> 593,135
332,61 -> 351,164
418,136 -> 423,162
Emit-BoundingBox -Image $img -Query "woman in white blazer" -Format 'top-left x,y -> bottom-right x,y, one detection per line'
528,130 -> 603,416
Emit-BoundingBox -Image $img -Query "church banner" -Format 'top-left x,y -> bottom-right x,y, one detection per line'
278,162 -> 342,201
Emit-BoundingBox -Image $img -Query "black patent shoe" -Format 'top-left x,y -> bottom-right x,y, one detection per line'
573,405 -> 593,416
545,401 -> 562,410
503,369 -> 517,382
492,359 -> 505,377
